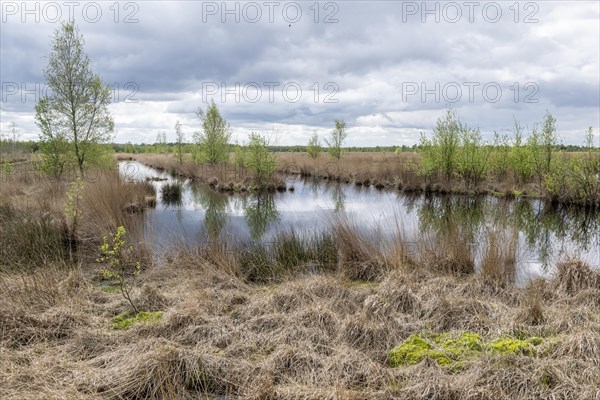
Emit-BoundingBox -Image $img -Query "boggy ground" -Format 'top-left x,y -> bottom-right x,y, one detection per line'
1,163 -> 599,399
1,253 -> 599,399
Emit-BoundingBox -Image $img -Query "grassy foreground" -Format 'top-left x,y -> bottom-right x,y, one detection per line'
1,163 -> 600,399
1,255 -> 600,399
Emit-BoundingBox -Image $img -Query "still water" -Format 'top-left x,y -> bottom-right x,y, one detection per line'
119,161 -> 599,284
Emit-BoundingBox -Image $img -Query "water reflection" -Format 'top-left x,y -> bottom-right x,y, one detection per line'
325,183 -> 345,212
417,195 -> 485,244
244,193 -> 279,240
191,185 -> 228,239
414,195 -> 599,271
118,161 -> 599,281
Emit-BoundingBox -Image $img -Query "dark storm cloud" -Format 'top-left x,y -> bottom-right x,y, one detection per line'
1,1 -> 598,145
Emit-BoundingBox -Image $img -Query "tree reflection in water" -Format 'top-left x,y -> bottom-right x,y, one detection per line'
244,192 -> 279,240
413,194 -> 599,272
191,184 -> 229,240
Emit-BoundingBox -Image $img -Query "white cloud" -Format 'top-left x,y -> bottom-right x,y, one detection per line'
1,1 -> 598,145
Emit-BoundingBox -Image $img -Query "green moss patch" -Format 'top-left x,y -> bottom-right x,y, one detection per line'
111,311 -> 163,330
488,336 -> 543,356
389,332 -> 483,371
389,332 -> 550,370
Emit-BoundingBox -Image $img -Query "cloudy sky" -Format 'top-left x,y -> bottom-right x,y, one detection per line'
1,1 -> 598,146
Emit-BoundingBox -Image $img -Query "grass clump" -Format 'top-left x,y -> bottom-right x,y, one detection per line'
160,183 -> 183,205
273,230 -> 311,269
239,243 -> 275,283
238,231 -> 340,283
111,311 -> 163,330
0,204 -> 69,270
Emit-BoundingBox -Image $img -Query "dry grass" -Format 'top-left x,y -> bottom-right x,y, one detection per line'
481,229 -> 518,287
416,230 -> 475,276
0,165 -> 152,269
80,170 -> 150,240
1,246 -> 599,399
331,215 -> 388,281
277,152 -> 420,188
552,258 -> 600,294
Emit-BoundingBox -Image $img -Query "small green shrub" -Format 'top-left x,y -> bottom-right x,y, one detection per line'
97,226 -> 141,313
243,132 -> 278,185
306,131 -> 321,159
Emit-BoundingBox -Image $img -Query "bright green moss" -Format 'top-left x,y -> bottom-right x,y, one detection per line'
111,311 -> 163,330
389,332 -> 483,370
390,332 -> 550,369
487,337 -> 542,356
454,332 -> 485,351
389,334 -> 433,367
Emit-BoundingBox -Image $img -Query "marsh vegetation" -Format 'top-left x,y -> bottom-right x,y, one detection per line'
1,151 -> 599,399
1,20 -> 599,400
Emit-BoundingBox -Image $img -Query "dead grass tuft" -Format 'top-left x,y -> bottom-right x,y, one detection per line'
481,230 -> 518,287
552,259 -> 600,294
86,338 -> 212,399
515,282 -> 546,326
0,308 -> 86,348
332,217 -> 388,281
552,330 -> 600,364
136,284 -> 171,312
424,296 -> 494,331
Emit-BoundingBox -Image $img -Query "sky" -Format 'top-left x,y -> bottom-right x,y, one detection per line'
1,0 -> 599,146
